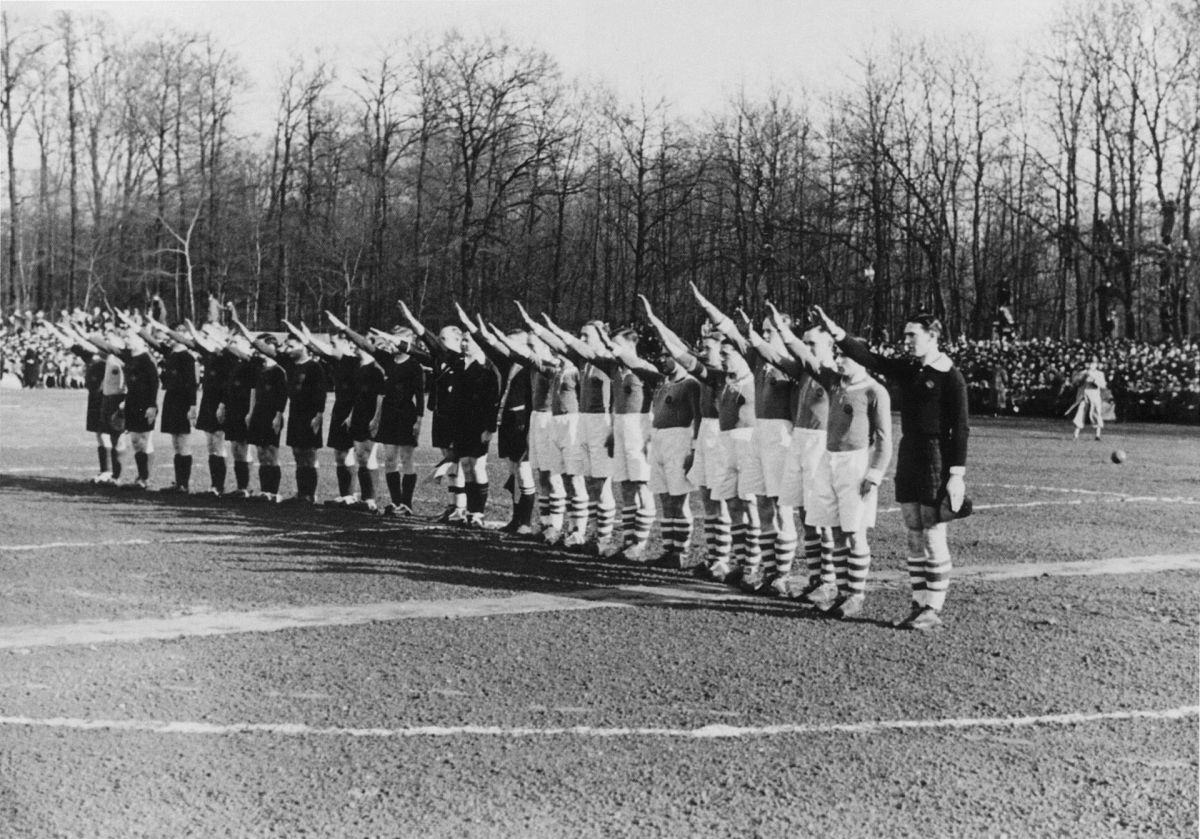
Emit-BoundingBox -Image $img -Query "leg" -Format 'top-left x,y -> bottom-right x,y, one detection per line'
292,447 -> 320,502
206,431 -> 228,494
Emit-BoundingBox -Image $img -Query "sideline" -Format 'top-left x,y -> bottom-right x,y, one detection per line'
0,706 -> 1194,739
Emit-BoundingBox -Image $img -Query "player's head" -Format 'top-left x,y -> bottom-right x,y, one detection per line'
124,331 -> 147,354
284,332 -> 306,360
580,320 -> 607,347
461,329 -> 485,362
612,326 -> 639,353
903,312 -> 942,359
438,324 -> 463,354
761,312 -> 791,349
330,331 -> 355,356
389,326 -> 415,358
526,330 -> 550,360
835,347 -> 866,381
802,322 -> 835,366
720,338 -> 749,377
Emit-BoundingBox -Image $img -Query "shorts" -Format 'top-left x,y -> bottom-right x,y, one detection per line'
247,414 -> 281,448
686,418 -> 722,489
195,392 -> 222,433
123,402 -> 156,434
286,412 -> 324,450
577,412 -> 613,479
549,413 -> 581,475
326,402 -> 354,451
755,418 -> 794,497
223,404 -> 250,444
779,427 -> 827,509
528,410 -> 554,471
160,393 -> 193,435
894,435 -> 945,506
805,448 -> 878,531
497,408 -> 530,462
375,413 -> 419,447
711,427 -> 765,502
648,426 -> 695,496
453,425 -> 491,459
432,414 -> 457,450
611,412 -> 651,483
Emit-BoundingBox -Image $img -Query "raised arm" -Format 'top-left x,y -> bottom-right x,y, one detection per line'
299,321 -> 336,358
812,304 -> 904,378
691,281 -> 748,356
325,309 -> 371,353
515,301 -> 568,356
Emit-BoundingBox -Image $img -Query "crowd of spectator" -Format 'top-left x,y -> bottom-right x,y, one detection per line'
3,306 -> 1198,424
951,337 -> 1200,425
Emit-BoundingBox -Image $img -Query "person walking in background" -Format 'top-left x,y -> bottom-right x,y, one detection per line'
1067,358 -> 1107,440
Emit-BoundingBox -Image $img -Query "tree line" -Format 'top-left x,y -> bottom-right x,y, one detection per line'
2,0 -> 1197,341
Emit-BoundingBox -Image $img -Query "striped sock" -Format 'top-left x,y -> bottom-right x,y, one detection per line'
744,521 -> 762,569
925,529 -> 953,611
568,494 -> 589,536
621,505 -> 637,546
802,525 -> 822,584
819,528 -> 837,585
634,506 -> 655,547
774,531 -> 798,576
597,499 -> 616,542
678,510 -> 694,553
711,516 -> 732,565
539,495 -> 551,525
907,556 -> 928,607
847,549 -> 871,595
548,492 -> 567,530
833,540 -> 851,593
760,525 -> 778,575
731,521 -> 748,567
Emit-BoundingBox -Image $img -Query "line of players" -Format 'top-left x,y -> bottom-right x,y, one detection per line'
44,285 -> 969,630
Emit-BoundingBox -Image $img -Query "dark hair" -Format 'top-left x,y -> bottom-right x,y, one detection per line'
905,313 -> 943,338
612,326 -> 639,343
257,333 -> 279,346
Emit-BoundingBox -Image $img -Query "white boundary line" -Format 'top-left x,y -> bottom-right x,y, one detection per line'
0,706 -> 1194,739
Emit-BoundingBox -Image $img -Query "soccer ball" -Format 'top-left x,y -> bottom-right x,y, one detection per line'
1111,449 -> 1127,464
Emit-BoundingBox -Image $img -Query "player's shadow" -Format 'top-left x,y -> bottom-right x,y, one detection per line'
0,472 -> 896,627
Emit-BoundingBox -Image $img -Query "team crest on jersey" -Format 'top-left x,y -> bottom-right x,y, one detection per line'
843,403 -> 854,415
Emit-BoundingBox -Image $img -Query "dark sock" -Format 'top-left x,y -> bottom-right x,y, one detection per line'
385,471 -> 402,505
209,455 -> 227,492
517,491 -> 535,526
234,460 -> 250,490
178,455 -> 192,488
401,473 -> 417,507
134,451 -> 150,481
466,481 -> 489,515
259,465 -> 281,494
295,466 -> 317,497
97,446 -> 109,473
336,464 -> 353,497
111,449 -> 122,479
358,468 -> 375,501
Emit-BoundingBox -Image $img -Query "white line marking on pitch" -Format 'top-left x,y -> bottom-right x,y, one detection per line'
0,592 -> 630,649
0,706 -> 1194,739
3,554 -> 1197,650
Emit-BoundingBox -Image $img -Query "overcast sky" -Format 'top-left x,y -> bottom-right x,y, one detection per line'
8,0 -> 1061,138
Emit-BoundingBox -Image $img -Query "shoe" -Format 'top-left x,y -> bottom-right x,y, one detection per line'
692,561 -> 716,580
829,594 -> 865,619
395,503 -> 414,516
446,507 -> 468,524
435,504 -> 459,523
513,524 -> 535,537
158,483 -> 185,494
92,471 -> 113,485
580,540 -> 605,557
281,494 -> 315,505
379,503 -> 399,517
499,519 -> 521,533
893,601 -> 926,628
204,487 -> 221,497
708,561 -> 738,584
797,581 -> 839,610
562,531 -> 587,549
906,605 -> 943,631
459,513 -> 486,529
121,479 -> 149,491
648,550 -> 685,570
541,527 -> 563,546
350,499 -> 378,513
618,542 -> 649,564
739,565 -> 767,593
764,573 -> 793,598
324,495 -> 353,507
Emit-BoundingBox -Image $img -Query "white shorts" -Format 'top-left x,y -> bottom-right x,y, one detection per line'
648,426 -> 695,496
529,410 -> 554,472
687,417 -> 723,489
756,418 -> 794,497
577,412 -> 613,479
711,427 -> 765,502
550,413 -> 580,475
779,427 -> 827,510
805,448 -> 878,532
612,412 -> 652,483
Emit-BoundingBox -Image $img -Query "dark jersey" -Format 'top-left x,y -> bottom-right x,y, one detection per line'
373,351 -> 424,446
159,349 -> 198,435
349,360 -> 386,441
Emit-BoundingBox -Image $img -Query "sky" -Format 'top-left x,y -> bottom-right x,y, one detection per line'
6,0 -> 1063,139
